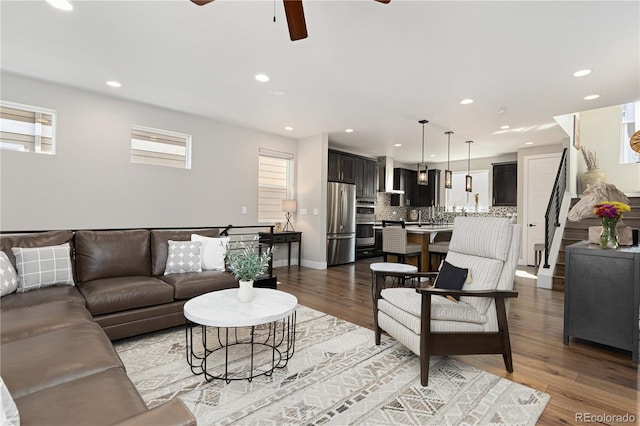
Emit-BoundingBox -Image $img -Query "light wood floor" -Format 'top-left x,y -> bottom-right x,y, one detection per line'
274,258 -> 639,425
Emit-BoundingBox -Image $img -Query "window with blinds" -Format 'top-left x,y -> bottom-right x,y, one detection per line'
131,126 -> 191,169
258,150 -> 293,223
0,102 -> 56,154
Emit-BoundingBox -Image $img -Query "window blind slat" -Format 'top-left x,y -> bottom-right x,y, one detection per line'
258,153 -> 291,222
0,103 -> 56,154
131,126 -> 191,169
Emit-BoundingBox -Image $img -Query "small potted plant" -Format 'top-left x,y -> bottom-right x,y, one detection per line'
225,237 -> 273,302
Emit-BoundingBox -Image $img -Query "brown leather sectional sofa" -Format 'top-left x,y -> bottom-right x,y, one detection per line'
0,227 -> 251,426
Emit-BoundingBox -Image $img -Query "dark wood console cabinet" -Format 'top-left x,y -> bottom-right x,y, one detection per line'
564,241 -> 640,362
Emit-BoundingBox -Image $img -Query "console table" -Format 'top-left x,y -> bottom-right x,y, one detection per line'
259,231 -> 302,267
564,241 -> 640,362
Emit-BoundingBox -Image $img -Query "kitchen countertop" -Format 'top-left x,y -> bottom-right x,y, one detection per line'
373,223 -> 454,233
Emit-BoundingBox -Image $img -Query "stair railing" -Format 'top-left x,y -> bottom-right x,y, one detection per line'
543,148 -> 568,268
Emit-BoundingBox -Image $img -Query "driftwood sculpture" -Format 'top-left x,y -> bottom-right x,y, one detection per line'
568,182 -> 629,222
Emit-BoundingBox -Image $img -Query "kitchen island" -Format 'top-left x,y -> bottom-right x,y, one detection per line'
374,224 -> 453,271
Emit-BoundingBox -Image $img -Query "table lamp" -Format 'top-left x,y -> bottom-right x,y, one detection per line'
281,199 -> 297,232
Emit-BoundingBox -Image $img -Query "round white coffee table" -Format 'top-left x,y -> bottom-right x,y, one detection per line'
184,288 -> 297,383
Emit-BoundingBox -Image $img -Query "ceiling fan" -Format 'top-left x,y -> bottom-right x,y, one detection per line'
191,0 -> 390,41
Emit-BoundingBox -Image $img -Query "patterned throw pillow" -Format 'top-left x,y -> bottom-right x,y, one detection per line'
191,234 -> 229,271
0,251 -> 19,297
164,240 -> 202,275
11,243 -> 75,293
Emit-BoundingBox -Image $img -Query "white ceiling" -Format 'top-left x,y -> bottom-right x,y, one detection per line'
1,0 -> 638,163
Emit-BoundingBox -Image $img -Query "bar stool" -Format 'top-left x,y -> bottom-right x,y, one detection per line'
381,221 -> 422,271
534,243 -> 544,267
428,230 -> 451,270
428,241 -> 449,268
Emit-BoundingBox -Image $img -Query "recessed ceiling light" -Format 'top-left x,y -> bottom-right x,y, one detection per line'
45,0 -> 73,11
584,94 -> 600,100
106,81 -> 122,88
525,141 -> 534,145
500,125 -> 510,130
271,89 -> 287,96
255,74 -> 270,82
429,154 -> 436,158
573,69 -> 592,77
284,126 -> 293,131
460,98 -> 474,105
345,128 -> 354,133
394,143 -> 402,147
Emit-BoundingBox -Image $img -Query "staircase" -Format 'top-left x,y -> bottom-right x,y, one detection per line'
553,196 -> 640,291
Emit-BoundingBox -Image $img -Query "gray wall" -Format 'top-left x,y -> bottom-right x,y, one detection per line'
0,72 -> 298,232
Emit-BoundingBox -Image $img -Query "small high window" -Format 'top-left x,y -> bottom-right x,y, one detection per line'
0,101 -> 56,154
131,126 -> 191,169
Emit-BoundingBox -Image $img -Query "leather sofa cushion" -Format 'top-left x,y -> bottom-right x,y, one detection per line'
15,368 -> 148,426
0,284 -> 85,311
78,276 -> 175,316
1,300 -> 94,344
76,229 -> 151,282
151,228 -> 220,277
160,270 -> 237,300
0,230 -> 74,269
1,322 -> 123,399
116,398 -> 197,426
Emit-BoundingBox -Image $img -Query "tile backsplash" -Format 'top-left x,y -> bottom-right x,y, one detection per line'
375,193 -> 517,222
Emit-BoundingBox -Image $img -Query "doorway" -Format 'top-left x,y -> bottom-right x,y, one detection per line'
523,152 -> 562,266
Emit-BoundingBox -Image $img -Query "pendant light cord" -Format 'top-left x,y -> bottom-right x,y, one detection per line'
421,123 -> 425,163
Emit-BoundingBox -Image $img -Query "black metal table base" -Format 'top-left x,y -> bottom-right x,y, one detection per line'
185,312 -> 296,383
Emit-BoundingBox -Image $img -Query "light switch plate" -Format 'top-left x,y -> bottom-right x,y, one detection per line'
300,208 -> 308,215
241,206 -> 247,214
313,208 -> 319,215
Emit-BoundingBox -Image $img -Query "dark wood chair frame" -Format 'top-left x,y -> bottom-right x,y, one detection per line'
373,270 -> 518,386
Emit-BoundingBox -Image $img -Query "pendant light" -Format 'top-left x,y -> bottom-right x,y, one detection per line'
417,119 -> 429,186
444,131 -> 453,189
465,140 -> 474,192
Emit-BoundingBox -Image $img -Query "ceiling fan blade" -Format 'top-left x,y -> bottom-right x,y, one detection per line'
191,0 -> 214,6
283,0 -> 308,41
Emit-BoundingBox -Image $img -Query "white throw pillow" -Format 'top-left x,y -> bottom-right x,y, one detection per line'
0,251 -> 19,297
191,234 -> 229,271
11,243 -> 75,292
164,240 -> 202,275
1,376 -> 20,426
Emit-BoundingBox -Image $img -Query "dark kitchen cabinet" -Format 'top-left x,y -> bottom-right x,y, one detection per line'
391,168 -> 440,207
354,157 -> 377,199
328,150 -> 356,184
492,162 -> 517,206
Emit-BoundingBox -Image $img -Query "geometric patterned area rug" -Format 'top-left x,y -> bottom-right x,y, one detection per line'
114,305 -> 550,425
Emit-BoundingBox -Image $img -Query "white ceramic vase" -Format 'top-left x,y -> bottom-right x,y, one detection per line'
237,280 -> 255,303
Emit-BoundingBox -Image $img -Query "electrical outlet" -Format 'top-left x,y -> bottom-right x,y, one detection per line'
313,208 -> 319,215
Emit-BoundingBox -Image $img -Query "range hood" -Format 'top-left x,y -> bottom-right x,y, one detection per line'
377,156 -> 404,194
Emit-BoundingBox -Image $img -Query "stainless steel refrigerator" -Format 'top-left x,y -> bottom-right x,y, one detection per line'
327,182 -> 356,266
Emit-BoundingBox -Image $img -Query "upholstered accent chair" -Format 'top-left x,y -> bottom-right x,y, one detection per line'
374,217 -> 521,386
381,220 -> 422,271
